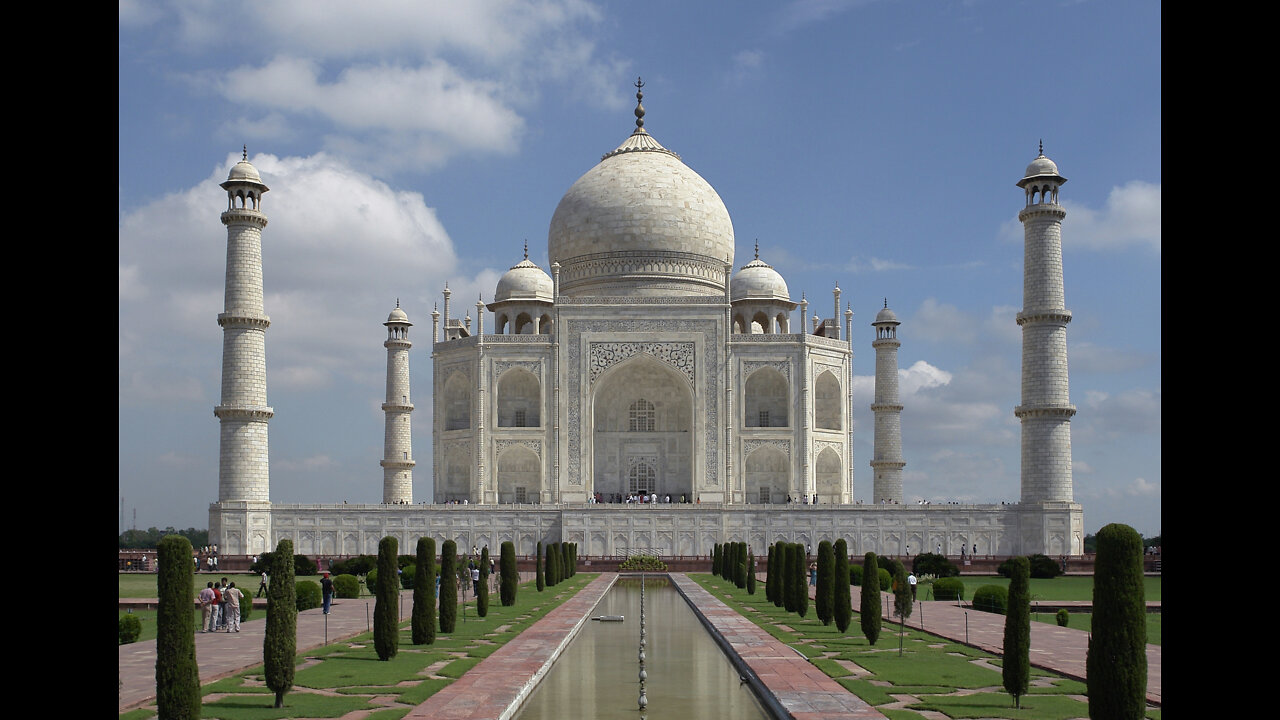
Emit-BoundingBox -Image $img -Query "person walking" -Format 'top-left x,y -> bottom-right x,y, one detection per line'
321,571 -> 334,615
257,569 -> 269,598
907,571 -> 917,601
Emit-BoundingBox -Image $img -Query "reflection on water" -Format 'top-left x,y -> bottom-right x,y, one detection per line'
514,577 -> 769,720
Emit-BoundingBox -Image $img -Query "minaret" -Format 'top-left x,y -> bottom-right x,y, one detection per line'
1015,144 -> 1076,504
215,149 -> 273,507
870,300 -> 905,504
380,301 -> 414,503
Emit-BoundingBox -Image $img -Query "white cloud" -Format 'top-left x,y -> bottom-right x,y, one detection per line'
899,360 -> 951,394
1063,181 -> 1161,252
119,151 -> 459,403
911,298 -> 977,345
1127,477 -> 1159,496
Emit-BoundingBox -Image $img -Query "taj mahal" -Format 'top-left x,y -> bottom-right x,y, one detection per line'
209,84 -> 1083,559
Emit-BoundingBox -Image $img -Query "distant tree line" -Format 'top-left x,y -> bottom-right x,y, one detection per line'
119,527 -> 208,549
1083,532 -> 1160,554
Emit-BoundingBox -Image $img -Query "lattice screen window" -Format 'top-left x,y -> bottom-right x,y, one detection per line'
629,399 -> 655,432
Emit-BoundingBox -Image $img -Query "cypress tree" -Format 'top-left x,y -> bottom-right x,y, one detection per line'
834,539 -> 852,633
156,534 -> 200,719
561,541 -> 571,579
893,559 -> 913,655
374,536 -> 399,660
1003,556 -> 1030,707
412,537 -> 436,645
547,542 -> 559,586
477,546 -> 490,617
713,543 -> 722,576
793,544 -> 808,618
774,541 -> 788,608
439,540 -> 458,632
733,542 -> 745,588
860,552 -> 881,645
500,541 -> 518,606
264,538 -> 297,708
816,540 -> 834,625
720,543 -> 731,581
535,541 -> 545,592
1088,523 -> 1147,720
765,544 -> 776,603
570,543 -> 577,576
746,547 -> 757,594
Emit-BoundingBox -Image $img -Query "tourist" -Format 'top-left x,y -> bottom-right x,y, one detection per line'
321,572 -> 334,615
224,582 -> 243,632
907,571 -> 917,600
471,563 -> 481,596
218,577 -> 231,629
208,582 -> 222,632
809,561 -> 817,586
198,582 -> 216,633
258,569 -> 269,598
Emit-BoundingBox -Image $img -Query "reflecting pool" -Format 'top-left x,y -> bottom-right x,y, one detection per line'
514,577 -> 769,720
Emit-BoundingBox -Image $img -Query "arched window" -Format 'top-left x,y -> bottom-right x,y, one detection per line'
629,461 -> 656,496
629,399 -> 655,432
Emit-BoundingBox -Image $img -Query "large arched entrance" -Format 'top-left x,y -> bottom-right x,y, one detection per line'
590,355 -> 694,501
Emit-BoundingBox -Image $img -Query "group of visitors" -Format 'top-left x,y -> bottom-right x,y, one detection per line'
784,495 -> 822,504
197,577 -> 244,633
193,545 -> 220,573
592,492 -> 689,504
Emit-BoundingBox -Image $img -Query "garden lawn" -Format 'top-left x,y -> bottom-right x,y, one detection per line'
1033,611 -> 1161,646
914,575 -> 1161,603
691,573 -> 1159,720
118,573 -> 595,720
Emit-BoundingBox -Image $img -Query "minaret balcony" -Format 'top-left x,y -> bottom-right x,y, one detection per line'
218,312 -> 271,329
1013,404 -> 1076,419
214,405 -> 274,420
380,459 -> 416,469
1015,309 -> 1072,326
381,402 -> 414,412
220,208 -> 268,227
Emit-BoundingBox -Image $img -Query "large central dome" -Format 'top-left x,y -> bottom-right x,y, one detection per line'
548,122 -> 735,297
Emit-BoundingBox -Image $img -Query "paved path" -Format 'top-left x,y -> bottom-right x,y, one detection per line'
834,582 -> 1161,707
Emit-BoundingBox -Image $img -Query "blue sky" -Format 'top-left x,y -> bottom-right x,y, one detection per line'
119,0 -> 1161,537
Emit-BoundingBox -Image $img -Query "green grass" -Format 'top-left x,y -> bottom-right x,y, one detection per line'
693,573 -> 1159,720
119,573 -> 271,598
1033,610 -> 1161,646
120,573 -> 595,720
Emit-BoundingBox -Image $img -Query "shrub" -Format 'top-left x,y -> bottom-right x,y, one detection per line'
399,564 -> 417,590
736,542 -> 748,589
860,552 -> 881,645
330,555 -> 377,577
264,539 -> 297,708
240,593 -> 253,622
877,567 -> 892,591
333,574 -> 361,599
296,580 -> 322,611
120,613 -> 143,644
545,542 -> 558,587
931,577 -> 965,601
849,562 -> 863,586
374,536 -> 399,660
366,569 -> 377,591
439,540 -> 458,631
1003,556 -> 1031,708
972,584 -> 1008,614
156,535 -> 200,718
1028,553 -> 1064,579
782,543 -> 797,612
746,548 -> 757,595
500,541 -> 518,606
771,542 -> 786,608
1056,608 -> 1070,627
1088,523 -> 1147,719
619,555 -> 667,571
879,556 -> 903,580
912,552 -> 959,578
833,539 -> 852,633
712,543 -> 721,576
793,543 -> 808,618
294,554 -> 318,576
412,537 -> 436,646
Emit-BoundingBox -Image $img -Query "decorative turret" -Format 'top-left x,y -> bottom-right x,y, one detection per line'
380,301 -> 414,503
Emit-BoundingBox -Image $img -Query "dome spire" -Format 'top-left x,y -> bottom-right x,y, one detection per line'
523,239 -> 528,260
242,145 -> 248,161
754,239 -> 759,260
1038,138 -> 1043,156
634,77 -> 645,130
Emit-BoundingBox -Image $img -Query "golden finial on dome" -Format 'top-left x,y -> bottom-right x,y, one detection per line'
634,77 -> 645,129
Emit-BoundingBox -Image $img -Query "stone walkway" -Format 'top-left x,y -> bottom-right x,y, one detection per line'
120,572 -> 1161,717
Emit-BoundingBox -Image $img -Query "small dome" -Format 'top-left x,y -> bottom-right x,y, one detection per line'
494,258 -> 554,303
731,257 -> 790,303
1024,154 -> 1059,178
874,305 -> 899,324
386,306 -> 410,324
228,159 -> 263,183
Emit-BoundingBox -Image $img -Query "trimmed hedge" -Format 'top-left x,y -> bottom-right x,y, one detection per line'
912,552 -> 959,578
998,553 -> 1064,579
1088,523 -> 1147,719
374,536 -> 399,661
400,564 -> 417,590
972,584 -> 1008,614
619,555 -> 667,571
156,535 -> 200,718
333,573 -> 361,599
1056,608 -> 1070,627
932,577 -> 965,601
119,612 -> 142,644
296,580 -> 322,611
